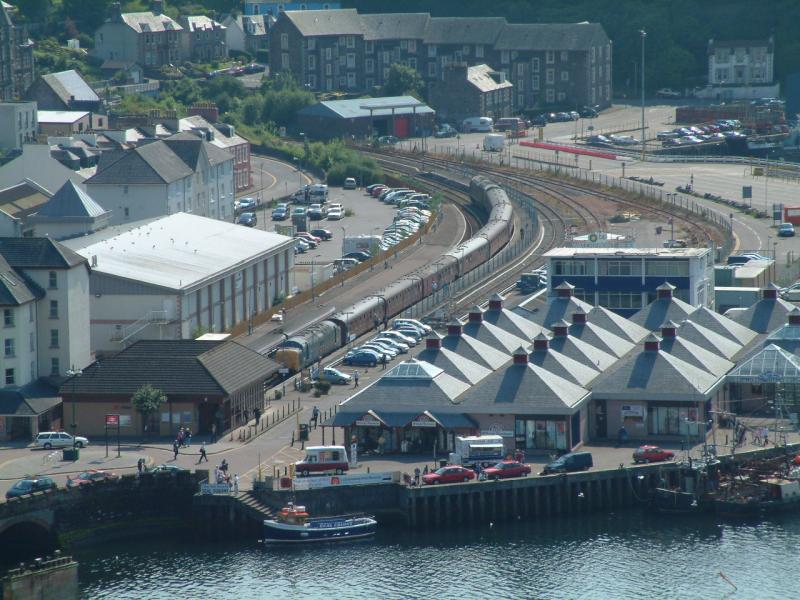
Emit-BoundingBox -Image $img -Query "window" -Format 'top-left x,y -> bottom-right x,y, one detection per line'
645,260 -> 689,277
4,338 -> 14,357
29,332 -> 34,352
281,53 -> 290,70
50,329 -> 59,348
498,50 -> 509,64
475,45 -> 483,58
400,40 -> 407,50
325,47 -> 332,60
124,207 -> 130,218
515,418 -> 568,451
649,405 -> 701,436
338,55 -> 346,66
5,368 -> 14,386
307,38 -> 315,50
308,55 -> 316,69
50,358 -> 60,377
546,69 -> 554,84
427,44 -> 437,58
598,260 -> 641,276
326,78 -> 333,90
366,77 -> 374,88
516,63 -> 525,76
346,36 -> 355,49
591,47 -> 596,63
382,67 -> 389,80
347,72 -> 356,87
325,63 -> 332,76
546,89 -> 555,102
408,57 -> 417,70
560,51 -> 568,62
123,185 -> 128,195
597,291 -> 643,309
365,41 -> 374,53
532,75 -> 540,90
308,74 -> 317,88
280,33 -> 288,50
49,300 -> 58,319
428,62 -> 437,77
517,94 -> 524,107
408,40 -> 416,53
552,260 -> 594,276
546,50 -> 555,64
346,53 -> 355,68
3,309 -> 13,327
561,71 -> 569,82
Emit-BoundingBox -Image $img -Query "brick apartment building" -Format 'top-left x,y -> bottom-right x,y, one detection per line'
269,9 -> 612,112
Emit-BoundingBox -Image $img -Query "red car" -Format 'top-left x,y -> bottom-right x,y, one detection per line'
67,469 -> 118,487
632,445 -> 675,464
483,460 -> 532,480
370,186 -> 388,197
422,465 -> 475,485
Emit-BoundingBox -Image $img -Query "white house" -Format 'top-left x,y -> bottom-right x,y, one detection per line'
0,144 -> 90,194
84,133 -> 235,225
62,212 -> 295,355
0,102 -> 38,150
697,37 -> 780,101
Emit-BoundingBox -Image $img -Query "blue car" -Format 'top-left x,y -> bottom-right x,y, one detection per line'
778,223 -> 795,237
343,351 -> 378,367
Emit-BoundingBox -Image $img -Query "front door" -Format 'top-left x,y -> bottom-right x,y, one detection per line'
594,400 -> 607,439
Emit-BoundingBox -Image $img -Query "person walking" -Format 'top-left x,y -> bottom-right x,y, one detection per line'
413,466 -> 421,486
172,440 -> 179,461
353,370 -> 360,388
311,406 -> 320,428
198,442 -> 208,464
185,428 -> 192,447
137,458 -> 144,475
211,423 -> 217,444
233,473 -> 240,494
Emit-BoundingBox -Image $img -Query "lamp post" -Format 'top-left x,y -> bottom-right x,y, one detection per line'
311,254 -> 321,300
640,29 -> 647,161
339,226 -> 347,256
66,367 -> 82,450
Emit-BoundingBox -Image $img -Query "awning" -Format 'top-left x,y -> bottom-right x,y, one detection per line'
429,412 -> 477,429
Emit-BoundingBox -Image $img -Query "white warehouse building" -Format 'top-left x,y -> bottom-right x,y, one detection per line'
63,213 -> 295,355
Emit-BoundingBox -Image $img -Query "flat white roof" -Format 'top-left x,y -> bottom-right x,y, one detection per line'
37,110 -> 90,123
544,247 -> 710,258
65,212 -> 292,291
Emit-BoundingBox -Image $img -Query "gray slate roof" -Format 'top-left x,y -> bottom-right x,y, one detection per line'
298,96 -> 434,120
568,322 -> 634,358
688,305 -> 757,345
462,319 -> 529,353
458,362 -> 590,416
361,13 -> 429,40
483,305 -> 544,340
283,9 -> 362,36
34,180 -> 108,219
0,237 -> 85,269
677,320 -> 743,360
121,11 -> 183,33
163,133 -> 234,168
732,297 -> 796,334
527,296 -> 593,328
0,380 -> 60,417
87,141 -> 194,185
587,306 -> 649,343
659,336 -> 734,377
197,341 -> 280,395
629,296 -> 697,332
415,346 -> 492,385
494,22 -> 609,51
40,70 -> 100,105
423,17 -> 507,45
547,334 -> 618,371
528,348 -> 600,386
441,332 -> 509,370
0,255 -> 37,306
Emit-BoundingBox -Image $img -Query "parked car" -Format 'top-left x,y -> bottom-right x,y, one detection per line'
372,336 -> 409,353
307,204 -> 326,220
632,445 -> 675,464
483,460 -> 532,480
294,240 -> 308,254
343,251 -> 371,262
366,184 -> 385,193
292,206 -> 307,217
343,351 -> 378,367
237,212 -> 257,227
656,88 -> 681,98
461,117 -> 493,133
530,114 -> 549,126
35,431 -> 89,449
778,223 -> 795,237
343,177 -> 357,190
67,470 -> 118,487
434,124 -> 458,138
377,135 -> 399,145
422,465 -> 476,485
310,228 -> 332,240
579,106 -> 599,118
236,197 -> 257,212
541,451 -> 593,475
380,330 -> 417,346
295,232 -> 321,245
327,208 -> 344,220
6,477 -> 56,499
270,313 -> 284,322
321,367 -> 352,385
272,207 -> 288,221
333,257 -> 360,272
148,464 -> 188,474
394,318 -> 432,334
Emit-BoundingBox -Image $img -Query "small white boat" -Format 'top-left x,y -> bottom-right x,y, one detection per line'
263,503 -> 377,544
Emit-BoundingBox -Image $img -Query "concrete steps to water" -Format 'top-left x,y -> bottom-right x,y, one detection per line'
234,491 -> 275,521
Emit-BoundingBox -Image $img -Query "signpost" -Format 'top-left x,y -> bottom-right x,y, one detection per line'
105,414 -> 121,458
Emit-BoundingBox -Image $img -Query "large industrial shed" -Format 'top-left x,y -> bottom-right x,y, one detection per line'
296,96 -> 436,140
63,212 -> 295,355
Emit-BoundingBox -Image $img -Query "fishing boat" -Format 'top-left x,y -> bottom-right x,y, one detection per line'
713,477 -> 800,518
653,456 -> 720,514
263,503 -> 377,543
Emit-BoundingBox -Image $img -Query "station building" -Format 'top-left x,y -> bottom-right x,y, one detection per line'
544,247 -> 715,316
62,212 -> 295,355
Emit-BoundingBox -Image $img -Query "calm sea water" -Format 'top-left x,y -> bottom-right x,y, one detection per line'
76,511 -> 799,600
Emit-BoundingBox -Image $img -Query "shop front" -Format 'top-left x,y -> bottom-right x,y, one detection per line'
600,399 -> 708,441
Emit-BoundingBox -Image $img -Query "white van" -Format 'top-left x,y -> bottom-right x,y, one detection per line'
309,184 -> 328,202
483,133 -> 506,152
294,445 -> 349,476
450,435 -> 505,468
462,117 -> 493,133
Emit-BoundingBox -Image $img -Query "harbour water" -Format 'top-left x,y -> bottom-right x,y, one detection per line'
76,510 -> 799,599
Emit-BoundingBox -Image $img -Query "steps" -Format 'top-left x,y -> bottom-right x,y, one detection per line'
234,491 -> 275,521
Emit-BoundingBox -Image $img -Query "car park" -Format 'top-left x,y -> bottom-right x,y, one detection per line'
541,451 -> 593,475
360,342 -> 396,358
371,185 -> 389,197
579,106 -> 599,118
608,134 -> 639,146
657,131 -> 679,140
310,228 -> 332,240
292,207 -> 307,217
778,223 -> 795,237
320,367 -> 352,384
35,431 -> 88,449
343,177 -> 357,190
6,477 -> 56,499
529,114 -> 548,126
656,88 -> 681,98
568,111 -> 580,121
586,134 -> 613,147
366,184 -> 385,193
67,470 -> 118,487
237,212 -> 257,227
422,465 -> 475,485
483,460 -> 531,480
632,445 -> 675,464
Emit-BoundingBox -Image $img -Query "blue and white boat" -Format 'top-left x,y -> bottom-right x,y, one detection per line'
263,503 -> 377,543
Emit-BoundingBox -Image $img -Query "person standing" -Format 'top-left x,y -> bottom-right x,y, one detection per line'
311,406 -> 320,428
353,370 -> 360,388
413,467 -> 421,486
381,355 -> 387,370
172,440 -> 179,461
233,474 -> 240,494
211,422 -> 217,444
185,428 -> 192,447
137,458 -> 144,475
198,442 -> 208,464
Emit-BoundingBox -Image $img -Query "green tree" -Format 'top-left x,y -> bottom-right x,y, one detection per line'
61,0 -> 111,31
132,384 -> 166,436
13,0 -> 51,22
242,95 -> 262,126
381,63 -> 424,98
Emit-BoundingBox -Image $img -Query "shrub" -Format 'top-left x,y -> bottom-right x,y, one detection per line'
313,381 -> 332,395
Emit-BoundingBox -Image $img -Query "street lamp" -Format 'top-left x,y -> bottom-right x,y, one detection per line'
640,29 -> 647,161
340,226 -> 347,256
66,367 -> 82,450
311,254 -> 321,300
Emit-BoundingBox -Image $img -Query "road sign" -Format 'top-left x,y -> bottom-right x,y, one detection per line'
105,414 -> 120,426
742,186 -> 752,199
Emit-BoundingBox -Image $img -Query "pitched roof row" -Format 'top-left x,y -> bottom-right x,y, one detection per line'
283,9 -> 608,50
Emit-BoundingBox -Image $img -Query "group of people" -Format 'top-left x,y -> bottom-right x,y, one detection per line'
213,459 -> 239,493
751,426 -> 772,447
